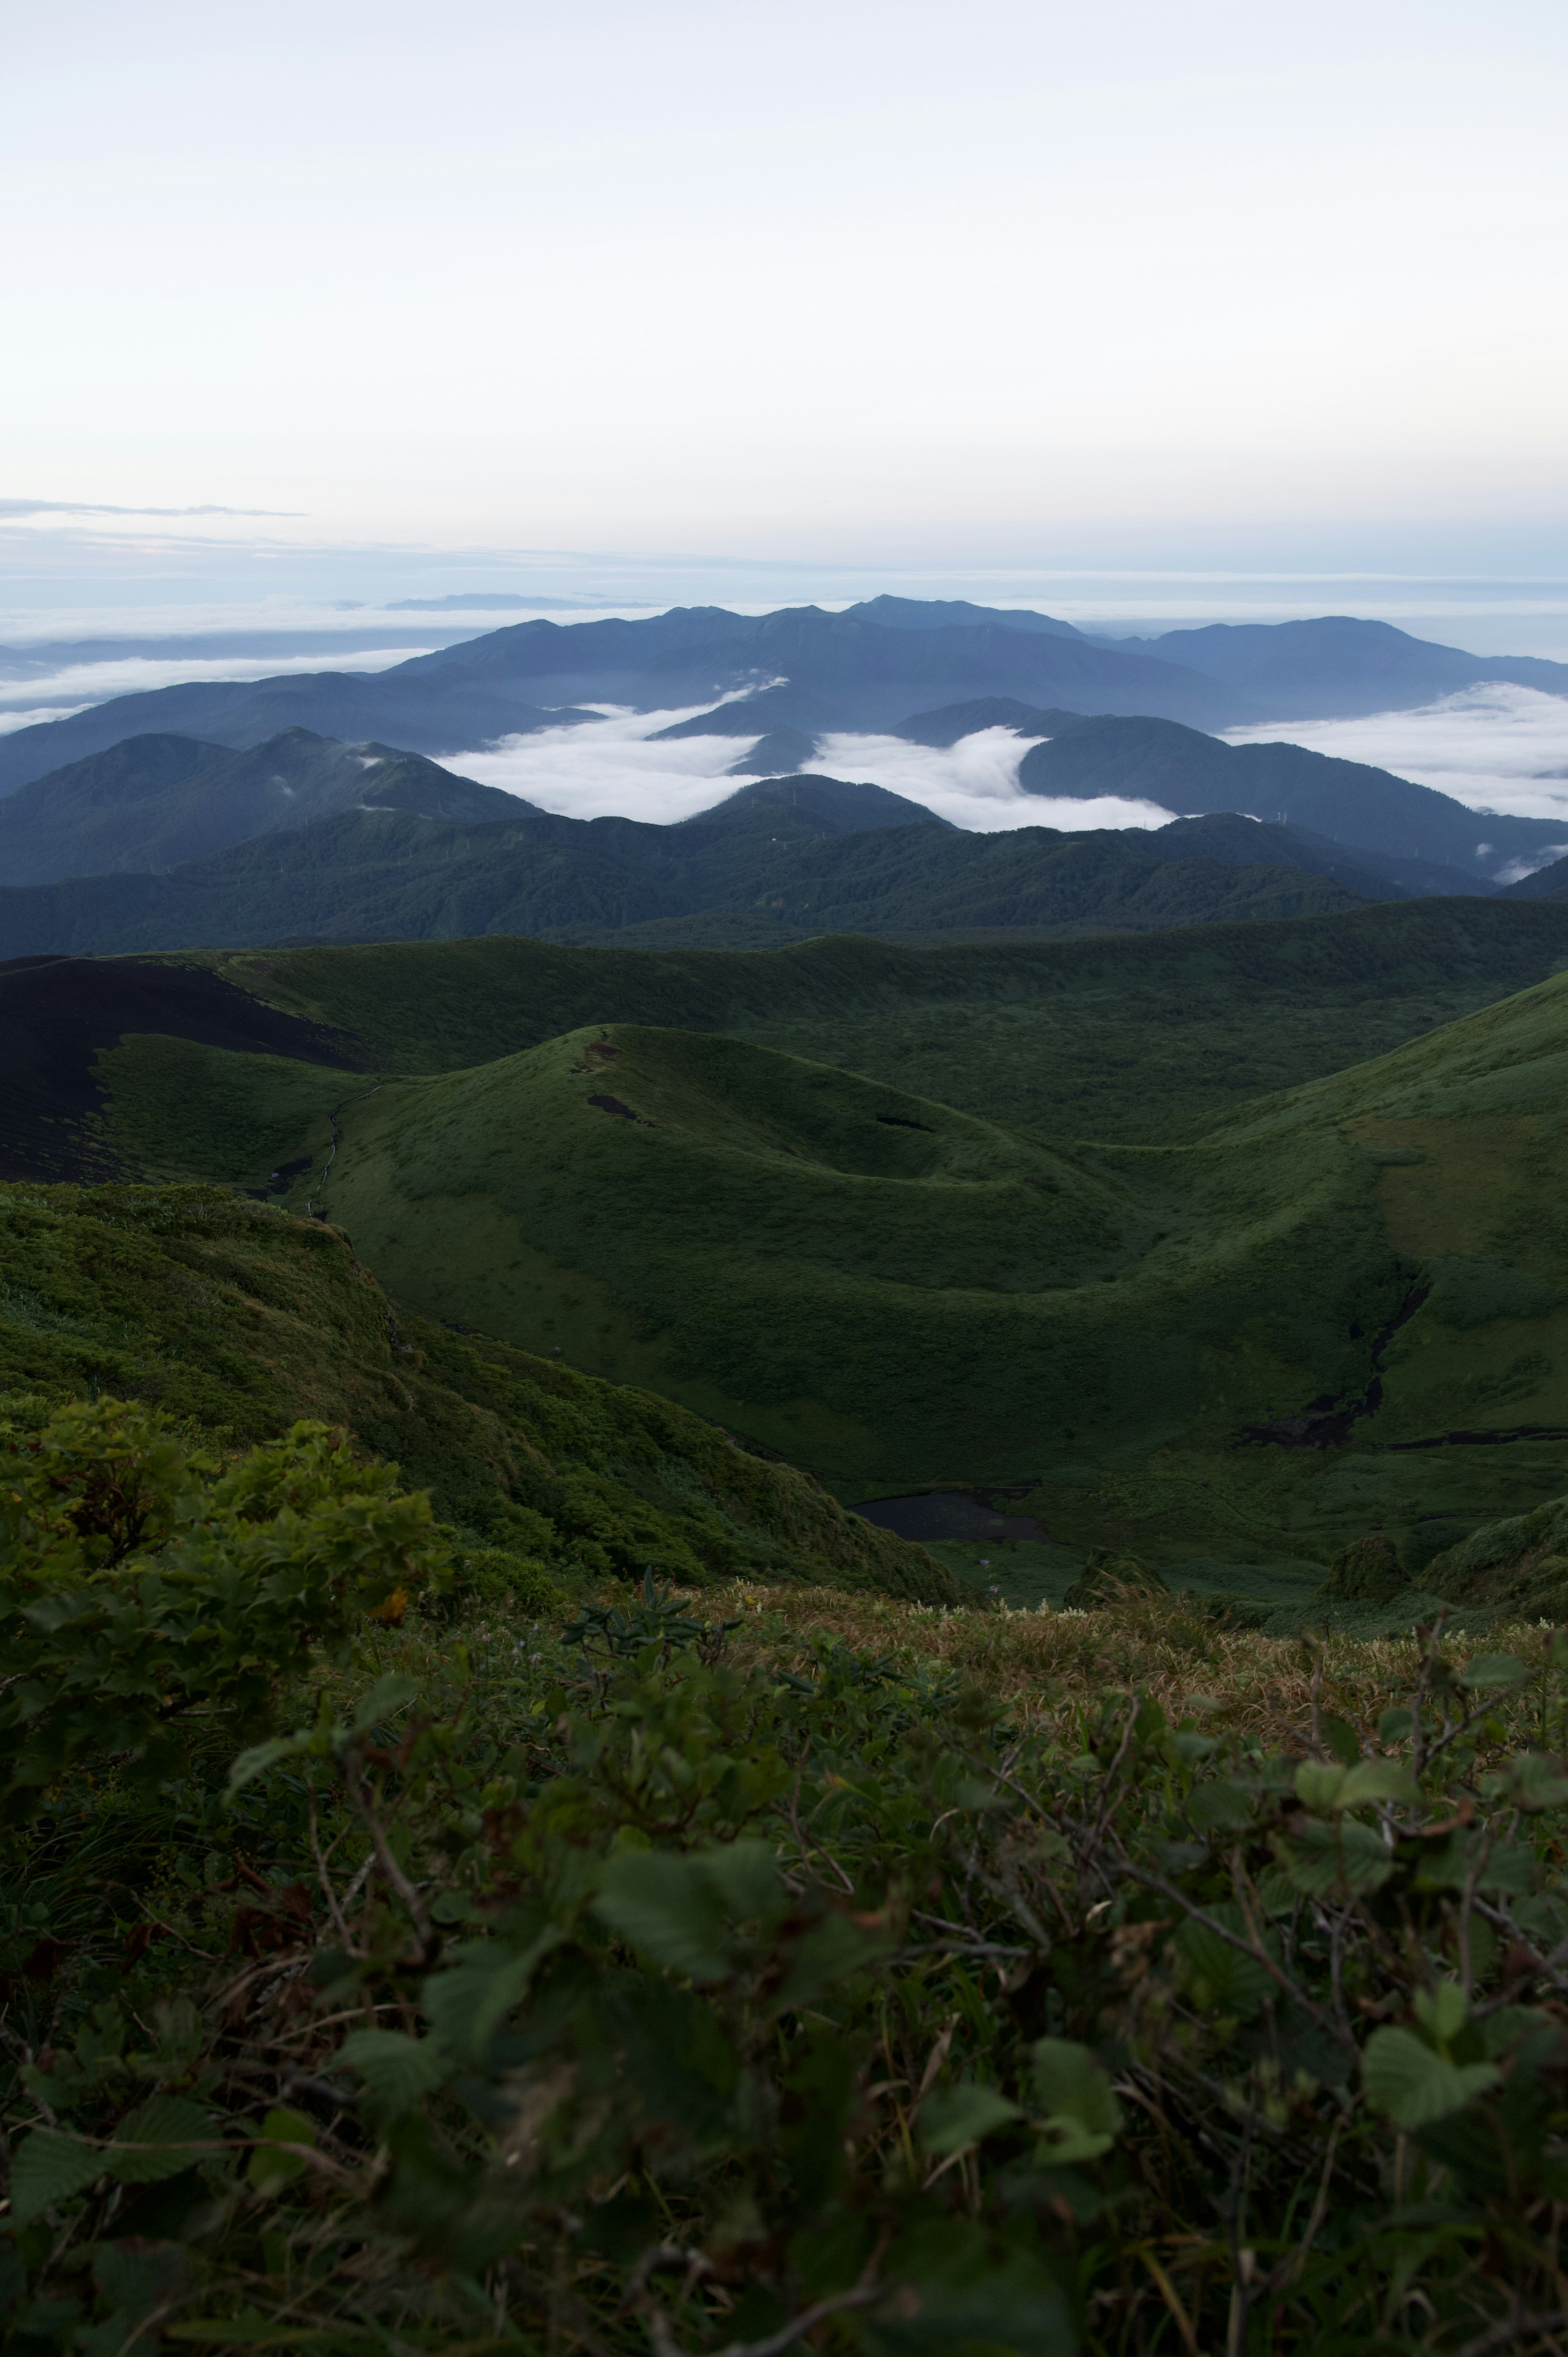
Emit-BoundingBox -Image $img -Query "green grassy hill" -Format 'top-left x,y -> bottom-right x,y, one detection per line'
0,1180 -> 962,1605
10,903 -> 1568,1615
189,896 -> 1568,1140
87,970 -> 1568,1609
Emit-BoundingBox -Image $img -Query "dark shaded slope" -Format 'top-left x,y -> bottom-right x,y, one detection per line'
1144,813 -> 1488,900
0,796 -> 1365,958
546,830 -> 1368,946
1124,616 -> 1568,719
0,955 -> 367,1182
727,728 -> 819,776
1017,716 -> 1565,874
0,728 -> 529,883
892,699 -> 1083,746
650,685 -> 849,740
309,605 -> 1256,731
679,775 -> 953,833
189,901 -> 1568,1128
0,673 -> 596,796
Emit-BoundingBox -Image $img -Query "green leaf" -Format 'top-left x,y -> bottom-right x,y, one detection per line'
1187,1778 -> 1252,1831
1457,1652 -> 1531,1690
773,1910 -> 885,2014
918,2083 -> 1022,2156
339,2027 -> 451,2116
694,1840 -> 782,1922
1294,1761 -> 1348,1812
1278,1817 -> 1394,1897
1337,1759 -> 1418,1809
1175,1917 -> 1275,2022
9,2127 -> 105,2223
1413,1981 -> 1468,2046
1512,1753 -> 1568,1811
595,1852 -> 731,1982
248,2105 -> 315,2192
421,1929 -> 564,2059
225,1735 -> 303,1797
1294,1757 -> 1414,1814
350,1673 -> 422,1733
110,2094 -> 214,2183
1319,1712 -> 1361,1766
1030,2038 -> 1122,2162
1378,1707 -> 1414,1744
1363,2027 -> 1501,2126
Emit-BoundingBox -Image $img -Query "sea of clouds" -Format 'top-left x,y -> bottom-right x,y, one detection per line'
1221,685 -> 1568,824
438,709 -> 1178,834
441,682 -> 1568,836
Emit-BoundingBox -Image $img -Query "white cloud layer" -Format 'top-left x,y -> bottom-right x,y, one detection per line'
1223,685 -> 1568,823
0,645 -> 440,730
440,714 -> 1176,833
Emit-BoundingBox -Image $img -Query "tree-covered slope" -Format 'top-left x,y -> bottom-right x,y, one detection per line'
0,790 -> 1371,959
0,728 -> 529,885
1016,716 -> 1566,874
0,1180 -> 961,1603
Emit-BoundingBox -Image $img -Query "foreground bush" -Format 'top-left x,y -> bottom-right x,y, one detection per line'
3,1438 -> 1568,2351
0,1396 -> 441,1823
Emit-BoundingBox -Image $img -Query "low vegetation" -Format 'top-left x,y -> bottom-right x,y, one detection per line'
5,1397 -> 1568,2355
0,1182 -> 960,1608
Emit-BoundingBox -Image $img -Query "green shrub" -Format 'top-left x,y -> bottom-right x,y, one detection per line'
7,1516 -> 1568,2353
0,1396 -> 444,1822
1322,1531 -> 1406,1603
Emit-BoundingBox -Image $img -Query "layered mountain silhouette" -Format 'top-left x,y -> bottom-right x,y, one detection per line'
1503,849 -> 1568,898
1013,714 -> 1564,876
0,729 -> 529,886
8,705 -> 1564,954
1107,615 -> 1568,720
0,750 -> 1382,958
3,601 -> 1563,810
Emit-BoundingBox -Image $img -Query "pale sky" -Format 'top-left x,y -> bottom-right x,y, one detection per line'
4,0 -> 1567,564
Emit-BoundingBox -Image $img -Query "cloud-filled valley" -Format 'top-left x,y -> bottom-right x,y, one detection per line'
444,709 -> 1180,834
440,682 -> 1568,838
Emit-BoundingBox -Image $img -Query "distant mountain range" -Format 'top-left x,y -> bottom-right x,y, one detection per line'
0,729 -> 526,885
1010,713 -> 1565,876
4,705 -> 1568,958
0,744 -> 1384,957
3,597 -> 1564,801
1098,615 -> 1568,720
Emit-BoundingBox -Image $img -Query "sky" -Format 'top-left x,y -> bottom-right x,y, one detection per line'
4,0 -> 1568,586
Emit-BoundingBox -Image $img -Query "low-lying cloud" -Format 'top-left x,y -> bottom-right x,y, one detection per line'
1223,684 -> 1568,823
442,713 -> 1177,833
0,645 -> 441,734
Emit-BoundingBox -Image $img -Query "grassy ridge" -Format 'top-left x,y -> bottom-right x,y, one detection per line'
207,978 -> 1562,1583
176,896 -> 1568,1140
0,1182 -> 964,1605
73,912 -> 1568,1601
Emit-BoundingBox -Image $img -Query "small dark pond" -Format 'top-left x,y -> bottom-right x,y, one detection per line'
855,1491 -> 1048,1544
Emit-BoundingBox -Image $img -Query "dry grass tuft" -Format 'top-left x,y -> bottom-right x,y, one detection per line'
706,1577 -> 1559,1756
